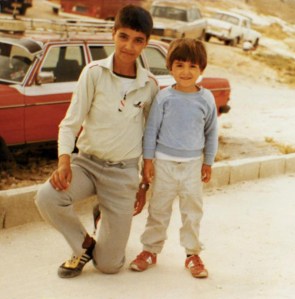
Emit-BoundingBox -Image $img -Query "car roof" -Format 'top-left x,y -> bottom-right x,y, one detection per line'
214,10 -> 252,21
0,32 -> 169,55
0,37 -> 43,55
152,1 -> 198,9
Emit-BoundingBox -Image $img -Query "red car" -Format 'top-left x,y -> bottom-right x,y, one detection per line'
0,20 -> 230,152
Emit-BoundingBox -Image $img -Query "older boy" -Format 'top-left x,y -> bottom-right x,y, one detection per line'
35,5 -> 158,278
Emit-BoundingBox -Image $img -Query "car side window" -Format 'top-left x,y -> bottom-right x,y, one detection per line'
40,45 -> 86,82
142,47 -> 169,76
189,8 -> 202,21
88,45 -> 114,61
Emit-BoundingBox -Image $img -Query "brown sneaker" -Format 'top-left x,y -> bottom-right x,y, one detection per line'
129,251 -> 157,272
185,255 -> 208,278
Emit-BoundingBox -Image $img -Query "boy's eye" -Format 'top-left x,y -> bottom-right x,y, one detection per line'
118,32 -> 129,40
135,38 -> 145,44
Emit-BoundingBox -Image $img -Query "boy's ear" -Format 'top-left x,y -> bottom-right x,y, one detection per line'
145,37 -> 150,47
112,28 -> 116,39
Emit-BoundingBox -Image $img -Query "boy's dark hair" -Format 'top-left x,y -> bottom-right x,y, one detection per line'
114,5 -> 153,39
166,38 -> 207,71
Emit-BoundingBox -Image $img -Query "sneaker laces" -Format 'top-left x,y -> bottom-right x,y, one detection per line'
187,255 -> 204,269
136,251 -> 155,263
64,255 -> 84,268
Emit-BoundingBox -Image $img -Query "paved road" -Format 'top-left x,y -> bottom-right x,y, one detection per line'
1,174 -> 295,299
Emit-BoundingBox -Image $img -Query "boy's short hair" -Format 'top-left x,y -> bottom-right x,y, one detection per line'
114,5 -> 153,39
166,38 -> 207,71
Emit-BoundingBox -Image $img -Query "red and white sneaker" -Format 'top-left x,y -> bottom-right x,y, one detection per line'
129,251 -> 157,272
185,255 -> 208,278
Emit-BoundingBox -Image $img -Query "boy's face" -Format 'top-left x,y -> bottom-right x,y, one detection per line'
170,60 -> 203,92
112,28 -> 148,65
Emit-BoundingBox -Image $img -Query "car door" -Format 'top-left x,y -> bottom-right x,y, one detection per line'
188,8 -> 205,39
0,39 -> 37,146
23,43 -> 87,143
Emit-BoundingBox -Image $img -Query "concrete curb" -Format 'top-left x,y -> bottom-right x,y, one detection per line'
1,153 -> 295,229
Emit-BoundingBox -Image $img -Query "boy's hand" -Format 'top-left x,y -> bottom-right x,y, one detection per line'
50,154 -> 72,191
133,187 -> 147,216
201,164 -> 212,183
133,182 -> 149,215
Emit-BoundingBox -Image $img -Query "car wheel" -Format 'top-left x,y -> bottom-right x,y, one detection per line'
253,38 -> 259,49
229,37 -> 238,47
18,6 -> 27,15
204,33 -> 211,42
0,137 -> 14,168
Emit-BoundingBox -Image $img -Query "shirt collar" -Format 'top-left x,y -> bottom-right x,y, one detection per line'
98,52 -> 150,89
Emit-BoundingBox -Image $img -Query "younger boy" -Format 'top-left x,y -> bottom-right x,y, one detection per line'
129,38 -> 218,278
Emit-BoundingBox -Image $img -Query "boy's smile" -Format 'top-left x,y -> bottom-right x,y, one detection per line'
170,60 -> 202,92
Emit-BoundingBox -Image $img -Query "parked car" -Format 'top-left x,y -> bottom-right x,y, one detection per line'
205,10 -> 261,48
150,1 -> 207,42
0,0 -> 32,15
44,0 -> 61,14
50,0 -> 148,20
0,18 -> 230,153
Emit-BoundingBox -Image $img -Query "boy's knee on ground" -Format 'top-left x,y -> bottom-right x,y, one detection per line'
92,258 -> 123,274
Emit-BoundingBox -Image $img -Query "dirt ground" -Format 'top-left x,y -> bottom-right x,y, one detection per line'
1,0 -> 295,190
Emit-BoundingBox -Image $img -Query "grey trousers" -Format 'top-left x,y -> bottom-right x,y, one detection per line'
35,153 -> 139,274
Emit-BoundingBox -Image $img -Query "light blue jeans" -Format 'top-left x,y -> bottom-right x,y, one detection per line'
141,158 -> 203,255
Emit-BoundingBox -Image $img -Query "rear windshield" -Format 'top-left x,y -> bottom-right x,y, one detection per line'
0,43 -> 33,83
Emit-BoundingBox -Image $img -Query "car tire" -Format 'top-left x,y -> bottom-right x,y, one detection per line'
0,137 -> 14,168
204,33 -> 211,42
198,30 -> 206,41
253,38 -> 259,49
229,37 -> 238,47
18,6 -> 27,15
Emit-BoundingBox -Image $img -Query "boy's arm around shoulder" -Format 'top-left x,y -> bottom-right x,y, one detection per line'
143,73 -> 160,119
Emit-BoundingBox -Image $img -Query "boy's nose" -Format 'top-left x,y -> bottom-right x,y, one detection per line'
125,40 -> 134,50
182,66 -> 191,74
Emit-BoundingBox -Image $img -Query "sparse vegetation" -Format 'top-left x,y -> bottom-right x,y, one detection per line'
253,23 -> 289,40
251,50 -> 295,85
265,137 -> 295,154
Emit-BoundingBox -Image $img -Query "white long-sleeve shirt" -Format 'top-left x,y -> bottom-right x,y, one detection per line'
58,53 -> 159,161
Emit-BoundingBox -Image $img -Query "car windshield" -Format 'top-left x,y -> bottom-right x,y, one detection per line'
151,6 -> 187,21
213,13 -> 239,25
0,43 -> 34,83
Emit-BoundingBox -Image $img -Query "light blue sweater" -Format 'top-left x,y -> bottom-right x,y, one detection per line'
143,85 -> 218,165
